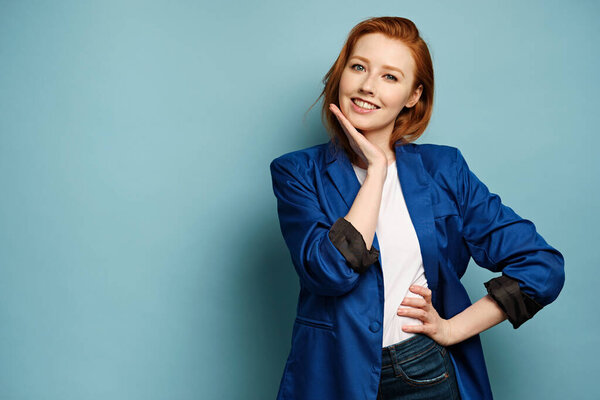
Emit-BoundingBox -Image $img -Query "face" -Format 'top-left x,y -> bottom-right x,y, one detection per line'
338,32 -> 423,137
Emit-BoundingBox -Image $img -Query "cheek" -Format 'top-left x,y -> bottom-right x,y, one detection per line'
338,74 -> 351,95
383,90 -> 410,111
338,78 -> 355,108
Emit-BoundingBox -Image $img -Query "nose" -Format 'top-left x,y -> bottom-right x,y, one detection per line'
359,73 -> 376,95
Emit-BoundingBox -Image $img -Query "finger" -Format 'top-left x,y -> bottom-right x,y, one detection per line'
399,297 -> 427,309
329,103 -> 346,121
397,307 -> 429,322
328,105 -> 352,141
402,324 -> 426,333
329,104 -> 347,125
409,285 -> 432,303
329,104 -> 360,140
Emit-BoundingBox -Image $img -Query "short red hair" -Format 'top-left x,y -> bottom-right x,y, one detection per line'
309,16 -> 434,165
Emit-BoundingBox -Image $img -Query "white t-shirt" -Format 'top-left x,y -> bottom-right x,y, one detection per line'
352,161 -> 429,348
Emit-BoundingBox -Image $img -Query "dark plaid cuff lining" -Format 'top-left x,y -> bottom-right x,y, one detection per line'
484,274 -> 543,329
328,217 -> 379,274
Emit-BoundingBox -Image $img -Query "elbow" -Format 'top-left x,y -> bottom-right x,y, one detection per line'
296,262 -> 361,297
300,272 -> 361,297
487,250 -> 565,329
538,250 -> 566,307
522,250 -> 566,308
296,230 -> 363,297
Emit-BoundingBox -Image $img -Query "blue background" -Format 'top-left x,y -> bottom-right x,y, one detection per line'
0,0 -> 597,399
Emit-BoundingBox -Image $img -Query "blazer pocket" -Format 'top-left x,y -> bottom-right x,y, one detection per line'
295,315 -> 334,331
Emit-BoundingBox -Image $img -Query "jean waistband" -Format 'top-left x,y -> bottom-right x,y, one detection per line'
381,334 -> 440,365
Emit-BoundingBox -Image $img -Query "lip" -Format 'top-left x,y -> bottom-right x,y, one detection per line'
352,97 -> 380,108
350,98 -> 379,114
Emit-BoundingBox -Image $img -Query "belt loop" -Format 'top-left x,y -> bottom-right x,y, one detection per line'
382,345 -> 391,366
387,343 -> 403,378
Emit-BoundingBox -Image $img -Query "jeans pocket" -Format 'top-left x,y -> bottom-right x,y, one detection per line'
393,342 -> 449,386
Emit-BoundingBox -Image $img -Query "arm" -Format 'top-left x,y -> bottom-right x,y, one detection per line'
400,149 -> 565,343
327,102 -> 389,260
399,285 -> 508,346
326,162 -> 387,274
446,294 -> 508,345
456,148 -> 565,329
342,163 -> 387,250
270,157 -> 381,297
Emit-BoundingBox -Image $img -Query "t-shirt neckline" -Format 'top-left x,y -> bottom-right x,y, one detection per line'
352,161 -> 396,172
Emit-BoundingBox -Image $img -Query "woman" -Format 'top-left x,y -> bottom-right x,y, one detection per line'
269,16 -> 564,400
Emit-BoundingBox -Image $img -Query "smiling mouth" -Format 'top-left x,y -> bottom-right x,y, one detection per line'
351,98 -> 380,110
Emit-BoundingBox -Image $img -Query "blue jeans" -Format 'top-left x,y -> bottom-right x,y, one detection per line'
377,334 -> 461,400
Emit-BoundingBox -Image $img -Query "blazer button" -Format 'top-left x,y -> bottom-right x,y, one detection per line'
369,321 -> 381,332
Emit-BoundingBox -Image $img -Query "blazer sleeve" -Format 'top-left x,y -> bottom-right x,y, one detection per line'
270,157 -> 378,297
455,148 -> 565,329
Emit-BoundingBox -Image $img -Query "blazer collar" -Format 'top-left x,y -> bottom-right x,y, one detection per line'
324,139 -> 440,295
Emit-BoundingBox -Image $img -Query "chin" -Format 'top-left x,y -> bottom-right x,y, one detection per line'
345,116 -> 368,131
347,115 -> 377,129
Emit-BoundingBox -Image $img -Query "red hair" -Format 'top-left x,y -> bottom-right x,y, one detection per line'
308,16 -> 434,165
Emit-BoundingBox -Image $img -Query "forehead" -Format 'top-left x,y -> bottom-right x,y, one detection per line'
350,33 -> 415,73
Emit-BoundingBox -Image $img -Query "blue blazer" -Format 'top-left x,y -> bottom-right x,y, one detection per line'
269,140 -> 565,400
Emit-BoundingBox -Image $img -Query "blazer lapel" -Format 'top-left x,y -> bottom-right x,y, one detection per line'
324,140 -> 440,295
324,140 -> 361,211
394,144 -> 440,295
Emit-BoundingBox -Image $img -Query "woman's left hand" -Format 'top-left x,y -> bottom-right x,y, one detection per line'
397,285 -> 454,347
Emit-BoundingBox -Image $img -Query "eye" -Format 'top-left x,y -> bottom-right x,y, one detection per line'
351,63 -> 397,82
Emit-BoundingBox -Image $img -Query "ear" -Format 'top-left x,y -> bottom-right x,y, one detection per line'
405,84 -> 423,108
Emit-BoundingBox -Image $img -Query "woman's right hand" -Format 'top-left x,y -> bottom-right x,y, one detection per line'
329,103 -> 388,172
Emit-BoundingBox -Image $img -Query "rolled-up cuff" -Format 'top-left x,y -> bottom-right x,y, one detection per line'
484,274 -> 543,329
328,217 -> 379,274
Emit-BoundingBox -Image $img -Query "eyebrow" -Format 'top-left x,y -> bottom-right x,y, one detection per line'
349,55 -> 405,78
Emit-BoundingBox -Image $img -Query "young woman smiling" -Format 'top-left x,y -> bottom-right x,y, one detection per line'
270,16 -> 564,400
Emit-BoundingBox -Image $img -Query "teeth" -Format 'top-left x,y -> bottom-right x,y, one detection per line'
352,99 -> 377,110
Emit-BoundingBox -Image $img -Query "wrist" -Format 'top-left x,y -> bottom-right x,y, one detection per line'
366,163 -> 387,182
446,317 -> 462,346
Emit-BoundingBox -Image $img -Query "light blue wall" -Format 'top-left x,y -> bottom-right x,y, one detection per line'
0,1 -> 597,399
